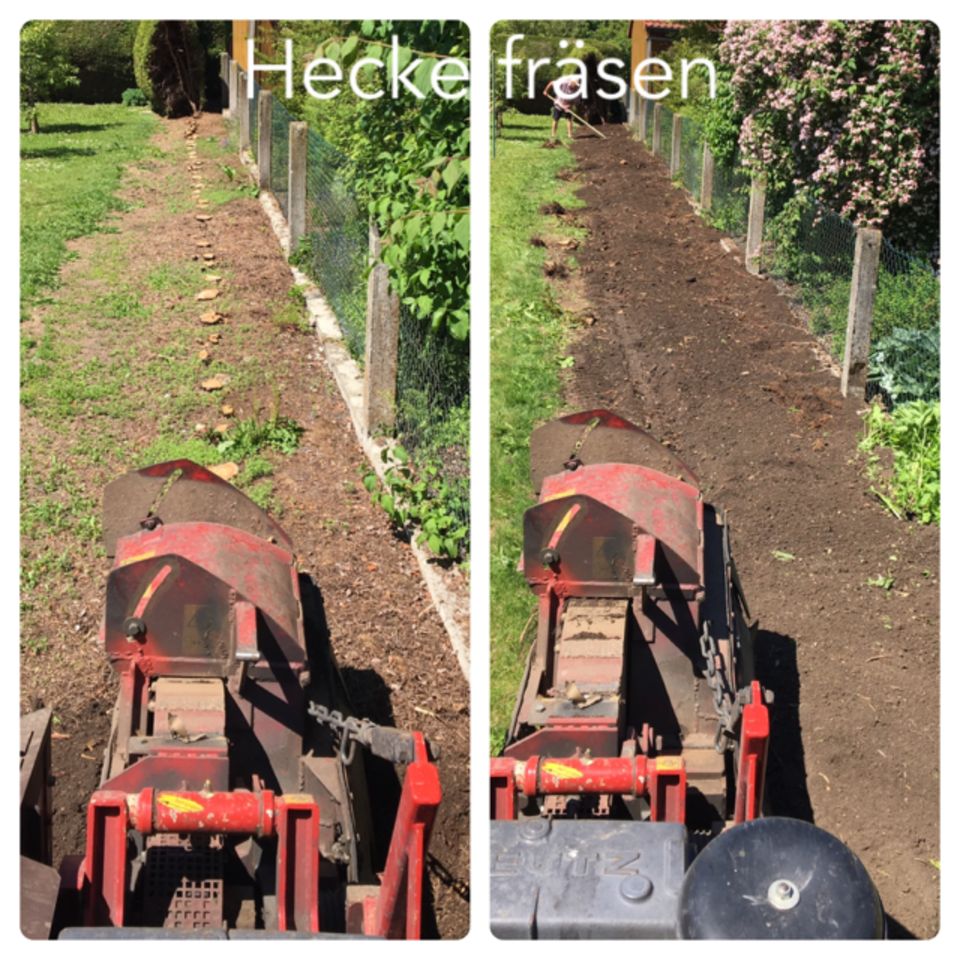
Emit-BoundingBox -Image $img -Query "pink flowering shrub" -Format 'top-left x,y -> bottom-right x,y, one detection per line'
721,21 -> 938,248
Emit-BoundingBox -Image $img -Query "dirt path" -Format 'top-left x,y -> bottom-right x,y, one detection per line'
543,125 -> 939,937
20,113 -> 468,938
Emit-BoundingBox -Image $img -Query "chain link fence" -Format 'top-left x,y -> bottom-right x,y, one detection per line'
635,110 -> 939,406
679,116 -> 703,202
303,129 -> 368,359
396,305 -> 470,532
656,106 -> 673,164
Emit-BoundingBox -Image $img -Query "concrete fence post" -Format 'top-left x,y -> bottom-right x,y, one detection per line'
288,122 -> 308,253
628,88 -> 638,128
841,227 -> 883,397
362,223 -> 400,436
228,60 -> 238,117
700,144 -> 714,212
257,90 -> 273,189
745,176 -> 766,276
670,114 -> 682,177
637,98 -> 647,143
219,53 -> 229,112
237,71 -> 249,150
652,104 -> 662,155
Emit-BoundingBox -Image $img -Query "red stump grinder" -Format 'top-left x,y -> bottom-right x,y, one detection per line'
21,460 -> 441,939
490,411 -> 883,939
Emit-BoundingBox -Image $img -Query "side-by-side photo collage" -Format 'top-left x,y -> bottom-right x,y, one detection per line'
15,14 -> 942,944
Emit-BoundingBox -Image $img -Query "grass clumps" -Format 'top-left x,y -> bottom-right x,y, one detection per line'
489,113 -> 584,749
859,400 -> 940,524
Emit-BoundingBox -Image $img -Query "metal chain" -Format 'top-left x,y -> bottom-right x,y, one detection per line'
564,417 -> 601,470
699,621 -> 740,752
308,703 -> 376,766
308,702 -> 421,766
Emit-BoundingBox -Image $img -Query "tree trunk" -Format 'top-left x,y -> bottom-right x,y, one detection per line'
30,114 -> 40,134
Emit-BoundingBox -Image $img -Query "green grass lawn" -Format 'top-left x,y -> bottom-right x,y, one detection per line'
490,113 -> 584,750
20,103 -> 158,312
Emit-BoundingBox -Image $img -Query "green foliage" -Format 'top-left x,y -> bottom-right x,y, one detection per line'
765,198 -> 940,360
868,327 -> 939,407
121,87 -> 148,107
20,22 -> 79,131
275,20 -> 469,340
364,442 -> 469,561
873,263 -> 940,341
20,103 -> 158,312
859,400 -> 940,524
215,412 -> 304,459
47,21 -> 139,103
133,20 -> 204,117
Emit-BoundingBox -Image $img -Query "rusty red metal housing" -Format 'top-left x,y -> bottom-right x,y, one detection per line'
21,461 -> 441,939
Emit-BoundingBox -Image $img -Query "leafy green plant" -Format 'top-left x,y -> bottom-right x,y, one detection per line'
276,20 -> 469,340
859,400 -> 939,524
867,327 -> 939,407
363,445 -> 468,561
121,87 -> 148,107
216,412 -> 304,459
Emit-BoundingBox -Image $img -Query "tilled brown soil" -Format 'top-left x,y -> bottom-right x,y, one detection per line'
548,125 -> 938,937
20,113 -> 468,937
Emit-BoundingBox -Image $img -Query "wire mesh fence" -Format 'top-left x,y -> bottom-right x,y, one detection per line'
678,116 -> 703,201
396,305 -> 470,531
657,106 -> 673,163
643,105 -> 654,147
303,129 -> 368,359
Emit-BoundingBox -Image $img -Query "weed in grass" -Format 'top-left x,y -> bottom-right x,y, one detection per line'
217,412 -> 304,459
138,436 -> 224,468
237,455 -> 274,485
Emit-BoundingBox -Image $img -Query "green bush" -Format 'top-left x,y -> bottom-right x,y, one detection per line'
873,262 -> 939,341
121,87 -> 148,107
47,21 -> 138,103
133,20 -> 204,117
859,400 -> 940,524
867,327 -> 939,407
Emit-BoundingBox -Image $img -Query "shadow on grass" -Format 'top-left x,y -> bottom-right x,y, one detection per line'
21,146 -> 96,161
32,122 -> 122,134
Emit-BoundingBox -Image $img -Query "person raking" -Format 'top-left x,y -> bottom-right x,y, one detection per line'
543,74 -> 582,143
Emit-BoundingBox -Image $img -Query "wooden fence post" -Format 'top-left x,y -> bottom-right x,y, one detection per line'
237,70 -> 249,150
228,60 -> 238,117
257,90 -> 272,188
841,227 -> 883,397
700,144 -> 714,212
288,121 -> 307,253
670,114 -> 682,177
362,224 -> 400,436
745,177 -> 766,275
652,104 -> 662,155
